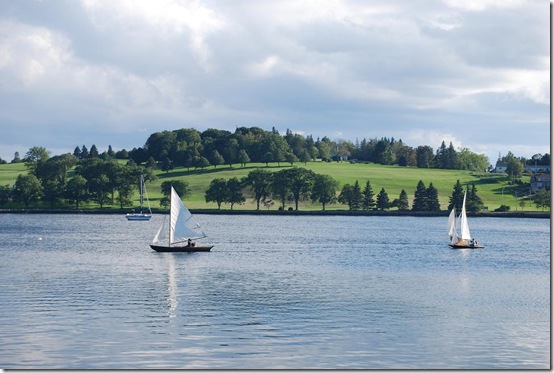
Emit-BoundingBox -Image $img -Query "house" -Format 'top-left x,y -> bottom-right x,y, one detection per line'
530,173 -> 551,192
494,161 -> 508,173
525,164 -> 551,173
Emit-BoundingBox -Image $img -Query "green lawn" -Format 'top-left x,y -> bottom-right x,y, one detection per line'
0,161 -> 540,212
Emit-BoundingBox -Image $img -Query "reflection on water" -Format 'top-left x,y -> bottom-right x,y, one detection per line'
0,214 -> 549,369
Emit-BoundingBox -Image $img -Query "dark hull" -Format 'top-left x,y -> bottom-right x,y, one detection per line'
449,244 -> 484,249
150,244 -> 213,252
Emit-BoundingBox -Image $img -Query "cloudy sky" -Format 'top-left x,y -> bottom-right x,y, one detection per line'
0,0 -> 549,164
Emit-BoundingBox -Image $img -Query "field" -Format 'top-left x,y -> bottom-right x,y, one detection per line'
0,160 -> 537,212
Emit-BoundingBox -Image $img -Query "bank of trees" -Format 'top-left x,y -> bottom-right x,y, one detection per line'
200,168 -> 485,213
0,146 -> 154,209
112,126 -> 491,172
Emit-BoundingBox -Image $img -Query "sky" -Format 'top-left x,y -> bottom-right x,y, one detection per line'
0,0 -> 550,164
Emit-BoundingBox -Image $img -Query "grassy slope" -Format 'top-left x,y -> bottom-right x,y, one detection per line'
0,161 -> 535,211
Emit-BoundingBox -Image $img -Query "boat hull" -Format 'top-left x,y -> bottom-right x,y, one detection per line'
150,244 -> 213,252
449,243 -> 484,249
126,214 -> 151,221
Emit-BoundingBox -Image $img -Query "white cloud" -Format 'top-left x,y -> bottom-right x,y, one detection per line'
0,0 -> 548,161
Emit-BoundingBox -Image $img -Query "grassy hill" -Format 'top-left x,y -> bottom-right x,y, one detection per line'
0,161 -> 535,212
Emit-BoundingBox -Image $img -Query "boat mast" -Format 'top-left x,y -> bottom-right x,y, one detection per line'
168,186 -> 172,247
139,175 -> 144,212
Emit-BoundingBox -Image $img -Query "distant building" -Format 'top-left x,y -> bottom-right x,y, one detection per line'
494,161 -> 508,173
530,173 -> 551,192
525,164 -> 551,173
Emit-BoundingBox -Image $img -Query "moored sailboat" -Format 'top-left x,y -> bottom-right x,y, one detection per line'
150,186 -> 213,252
126,174 -> 152,221
447,191 -> 484,249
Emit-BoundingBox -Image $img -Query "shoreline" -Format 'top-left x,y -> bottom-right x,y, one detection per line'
0,208 -> 549,219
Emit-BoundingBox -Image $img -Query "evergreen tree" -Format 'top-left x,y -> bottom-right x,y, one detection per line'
73,146 -> 82,159
338,184 -> 354,210
89,144 -> 99,158
362,180 -> 375,210
426,182 -> 441,211
412,180 -> 427,211
351,180 -> 362,210
396,189 -> 409,210
81,145 -> 89,159
466,184 -> 483,213
445,142 -> 458,169
376,187 -> 390,210
448,180 -> 465,211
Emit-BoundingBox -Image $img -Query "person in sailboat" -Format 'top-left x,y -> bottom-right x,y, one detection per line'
187,238 -> 196,247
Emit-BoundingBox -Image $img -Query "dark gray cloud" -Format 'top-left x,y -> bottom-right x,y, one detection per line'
0,0 -> 549,162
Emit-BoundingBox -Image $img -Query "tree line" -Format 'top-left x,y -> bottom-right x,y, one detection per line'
191,167 -> 486,213
0,146 -> 154,209
2,126 -> 549,175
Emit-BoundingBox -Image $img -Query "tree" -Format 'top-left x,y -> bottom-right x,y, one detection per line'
11,151 -> 22,163
351,180 -> 362,210
271,169 -> 291,209
338,184 -> 354,209
208,150 -> 224,168
89,144 -> 99,158
376,187 -> 390,210
225,177 -> 245,209
41,179 -> 64,207
338,182 -> 362,210
416,145 -> 434,168
532,189 -> 550,211
310,174 -> 338,210
0,184 -> 11,207
193,156 -> 210,169
13,174 -> 42,208
237,149 -> 250,167
24,146 -> 50,173
81,145 -> 89,159
205,178 -> 227,209
466,184 -> 483,213
88,174 -> 111,208
362,180 -> 375,210
244,169 -> 272,210
160,180 -> 191,208
396,189 -> 409,210
65,175 -> 88,209
285,168 -> 316,210
426,182 -> 441,211
412,180 -> 428,211
448,180 -> 465,211
161,157 -> 174,173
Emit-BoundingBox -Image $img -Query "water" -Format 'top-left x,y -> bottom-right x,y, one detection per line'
0,214 -> 549,369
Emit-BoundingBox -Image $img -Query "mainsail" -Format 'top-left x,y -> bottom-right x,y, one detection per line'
448,191 -> 472,245
447,208 -> 457,238
459,191 -> 471,240
152,187 -> 207,247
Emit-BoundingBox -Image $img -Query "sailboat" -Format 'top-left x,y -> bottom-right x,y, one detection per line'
126,174 -> 152,221
150,186 -> 213,252
447,191 -> 484,249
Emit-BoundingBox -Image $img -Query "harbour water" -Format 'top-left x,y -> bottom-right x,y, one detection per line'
0,214 -> 549,369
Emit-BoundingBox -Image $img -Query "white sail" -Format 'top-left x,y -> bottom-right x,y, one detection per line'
447,208 -> 457,238
152,215 -> 167,244
459,191 -> 471,240
168,187 -> 207,245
